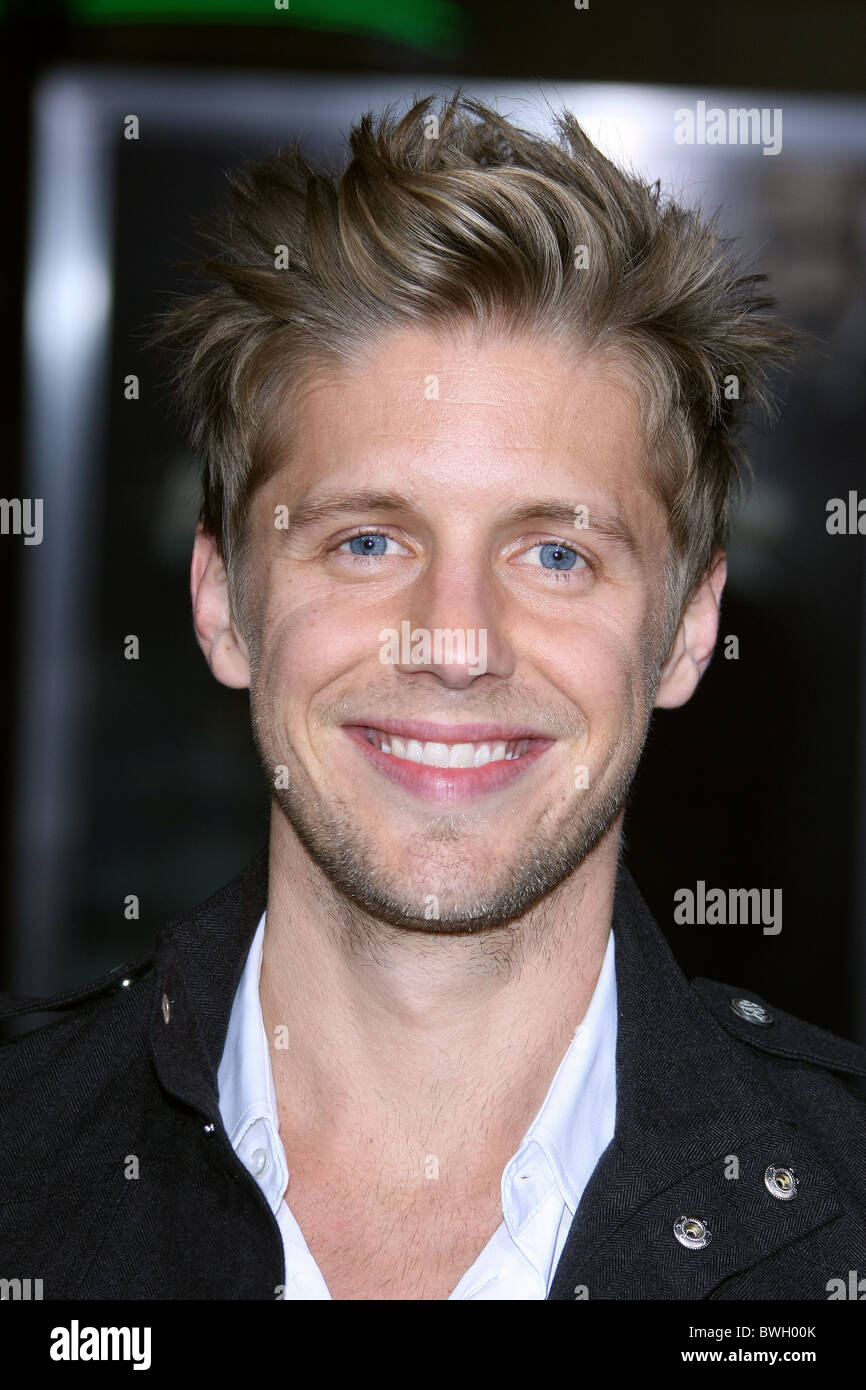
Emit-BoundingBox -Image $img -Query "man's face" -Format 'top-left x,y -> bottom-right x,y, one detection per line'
242,328 -> 672,930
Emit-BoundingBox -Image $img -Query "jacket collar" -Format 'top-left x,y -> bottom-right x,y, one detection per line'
149,847 -> 269,1122
548,867 -> 841,1298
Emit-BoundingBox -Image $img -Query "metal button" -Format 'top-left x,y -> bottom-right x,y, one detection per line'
730,997 -> 773,1026
674,1215 -> 712,1250
161,992 -> 171,1024
765,1164 -> 798,1201
250,1147 -> 268,1176
203,1123 -> 215,1134
119,977 -> 132,989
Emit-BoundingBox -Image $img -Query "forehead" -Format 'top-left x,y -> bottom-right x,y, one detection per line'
294,328 -> 637,452
265,327 -> 666,544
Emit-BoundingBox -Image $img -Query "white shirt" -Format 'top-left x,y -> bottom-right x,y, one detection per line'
217,911 -> 617,1299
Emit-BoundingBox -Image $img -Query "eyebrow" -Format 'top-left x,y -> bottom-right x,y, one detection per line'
500,499 -> 641,557
286,489 -> 641,558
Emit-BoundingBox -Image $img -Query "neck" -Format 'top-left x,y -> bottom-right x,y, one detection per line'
259,810 -> 620,1177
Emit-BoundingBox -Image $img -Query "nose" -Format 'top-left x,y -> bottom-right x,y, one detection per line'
385,554 -> 515,690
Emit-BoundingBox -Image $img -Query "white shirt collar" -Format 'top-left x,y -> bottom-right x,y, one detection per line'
217,915 -> 288,1214
508,926 -> 616,1218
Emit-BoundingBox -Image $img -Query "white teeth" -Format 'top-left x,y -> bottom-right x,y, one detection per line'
449,743 -> 476,768
422,742 -> 450,767
365,730 -> 533,767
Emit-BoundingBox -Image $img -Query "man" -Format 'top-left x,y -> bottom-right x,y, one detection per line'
2,92 -> 865,1301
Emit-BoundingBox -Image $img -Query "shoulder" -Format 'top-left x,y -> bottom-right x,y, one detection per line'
0,847 -> 268,1088
690,977 -> 866,1076
0,962 -> 161,1243
0,954 -> 155,1103
689,974 -> 866,1129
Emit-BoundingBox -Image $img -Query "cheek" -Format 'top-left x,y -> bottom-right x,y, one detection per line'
254,586 -> 381,715
534,612 -> 646,726
256,548 -> 376,650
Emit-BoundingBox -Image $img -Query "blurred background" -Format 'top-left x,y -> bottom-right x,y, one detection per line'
0,1 -> 864,1042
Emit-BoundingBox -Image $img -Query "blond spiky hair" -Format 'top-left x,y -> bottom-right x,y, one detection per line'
152,89 -> 796,656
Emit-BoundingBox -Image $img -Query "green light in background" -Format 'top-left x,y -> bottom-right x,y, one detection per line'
65,0 -> 466,52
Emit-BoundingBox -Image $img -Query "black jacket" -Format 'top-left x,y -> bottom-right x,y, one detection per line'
1,849 -> 865,1300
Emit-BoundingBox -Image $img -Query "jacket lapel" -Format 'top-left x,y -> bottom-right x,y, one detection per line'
548,868 -> 841,1299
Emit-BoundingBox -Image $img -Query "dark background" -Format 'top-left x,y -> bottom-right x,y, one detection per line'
1,1 -> 864,1041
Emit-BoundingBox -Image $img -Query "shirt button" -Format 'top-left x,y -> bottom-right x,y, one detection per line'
161,993 -> 171,1024
250,1147 -> 269,1176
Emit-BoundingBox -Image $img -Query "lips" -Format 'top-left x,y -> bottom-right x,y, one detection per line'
363,728 -> 532,767
342,721 -> 555,802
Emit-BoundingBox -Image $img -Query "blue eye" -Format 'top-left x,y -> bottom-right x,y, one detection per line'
530,542 -> 584,571
343,533 -> 391,555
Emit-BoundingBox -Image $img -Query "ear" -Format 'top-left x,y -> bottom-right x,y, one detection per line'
190,525 -> 250,690
653,551 -> 727,710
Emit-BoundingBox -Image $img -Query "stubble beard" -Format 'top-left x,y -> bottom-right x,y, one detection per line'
251,689 -> 656,938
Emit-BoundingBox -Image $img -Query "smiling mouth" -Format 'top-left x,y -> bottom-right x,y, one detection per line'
342,722 -> 555,802
360,727 -> 535,768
